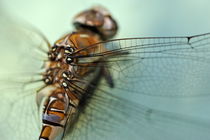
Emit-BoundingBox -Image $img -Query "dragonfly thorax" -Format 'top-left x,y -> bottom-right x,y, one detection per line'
43,30 -> 103,87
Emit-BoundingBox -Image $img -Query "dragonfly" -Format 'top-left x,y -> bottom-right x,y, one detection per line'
1,5 -> 210,140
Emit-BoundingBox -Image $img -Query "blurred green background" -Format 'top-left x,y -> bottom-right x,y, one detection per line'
2,0 -> 210,40
1,0 -> 210,139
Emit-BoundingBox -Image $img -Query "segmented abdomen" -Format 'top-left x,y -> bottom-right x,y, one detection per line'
39,88 -> 78,140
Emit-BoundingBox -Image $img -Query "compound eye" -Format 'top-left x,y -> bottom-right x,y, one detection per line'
64,46 -> 74,54
66,56 -> 73,64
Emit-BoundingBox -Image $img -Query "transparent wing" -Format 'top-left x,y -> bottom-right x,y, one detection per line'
0,11 -> 48,140
63,77 -> 210,140
1,9 -> 210,140
62,33 -> 210,139
73,33 -> 210,97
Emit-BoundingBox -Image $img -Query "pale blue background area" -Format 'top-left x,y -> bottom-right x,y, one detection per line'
1,0 -> 210,139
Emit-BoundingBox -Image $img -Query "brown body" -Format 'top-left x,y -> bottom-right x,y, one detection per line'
38,6 -> 117,140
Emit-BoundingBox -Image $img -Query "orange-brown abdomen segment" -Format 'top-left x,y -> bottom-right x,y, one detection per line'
40,126 -> 52,138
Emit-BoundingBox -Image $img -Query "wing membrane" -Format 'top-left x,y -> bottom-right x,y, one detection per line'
0,12 -> 48,140
63,34 -> 210,139
74,33 -> 210,96
63,78 -> 210,140
1,9 -> 210,140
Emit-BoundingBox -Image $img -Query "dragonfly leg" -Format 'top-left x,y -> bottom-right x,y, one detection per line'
101,66 -> 114,88
75,60 -> 114,88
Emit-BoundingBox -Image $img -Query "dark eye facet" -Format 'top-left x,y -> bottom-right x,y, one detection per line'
51,45 -> 58,52
48,45 -> 59,60
48,52 -> 56,60
66,56 -> 73,64
64,47 -> 74,54
44,76 -> 53,84
62,71 -> 73,81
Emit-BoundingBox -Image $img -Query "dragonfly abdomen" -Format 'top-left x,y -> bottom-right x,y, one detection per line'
39,89 -> 78,140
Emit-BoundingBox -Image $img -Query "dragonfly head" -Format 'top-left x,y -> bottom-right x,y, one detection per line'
73,6 -> 118,40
